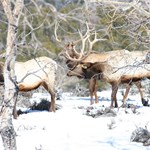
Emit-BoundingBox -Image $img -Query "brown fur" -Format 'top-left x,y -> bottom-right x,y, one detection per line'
18,81 -> 43,92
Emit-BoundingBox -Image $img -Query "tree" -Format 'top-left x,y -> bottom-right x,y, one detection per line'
0,0 -> 23,149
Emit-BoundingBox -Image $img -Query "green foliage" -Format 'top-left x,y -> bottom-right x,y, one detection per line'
1,1 -> 150,59
0,15 -> 7,46
1,1 -> 150,93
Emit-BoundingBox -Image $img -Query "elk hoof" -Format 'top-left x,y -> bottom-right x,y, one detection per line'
121,103 -> 127,108
90,101 -> 94,105
142,99 -> 149,106
49,105 -> 56,112
114,104 -> 118,108
95,100 -> 99,104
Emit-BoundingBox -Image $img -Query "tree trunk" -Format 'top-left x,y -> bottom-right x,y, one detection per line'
0,24 -> 18,150
0,0 -> 23,149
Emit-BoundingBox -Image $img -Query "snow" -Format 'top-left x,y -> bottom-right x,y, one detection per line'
0,90 -> 150,150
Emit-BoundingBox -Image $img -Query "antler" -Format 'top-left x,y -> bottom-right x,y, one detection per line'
61,22 -> 90,62
88,31 -> 103,51
78,22 -> 90,59
61,22 -> 106,62
59,42 -> 80,60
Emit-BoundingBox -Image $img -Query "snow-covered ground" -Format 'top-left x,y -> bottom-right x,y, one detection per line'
0,90 -> 150,150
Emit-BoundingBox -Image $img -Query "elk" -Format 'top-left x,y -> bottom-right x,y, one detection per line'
61,22 -> 149,107
0,56 -> 57,119
64,46 -> 147,106
67,58 -> 150,107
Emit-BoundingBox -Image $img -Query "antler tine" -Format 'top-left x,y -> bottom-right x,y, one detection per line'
61,22 -> 105,62
59,42 -> 81,62
71,22 -> 91,45
88,30 -> 106,52
70,42 -> 80,56
78,30 -> 89,58
64,49 -> 83,62
78,22 -> 91,59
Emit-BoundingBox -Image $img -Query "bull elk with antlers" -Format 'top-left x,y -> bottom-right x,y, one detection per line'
61,22 -> 149,107
67,51 -> 150,107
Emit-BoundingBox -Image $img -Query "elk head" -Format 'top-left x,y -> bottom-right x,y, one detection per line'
67,62 -> 107,80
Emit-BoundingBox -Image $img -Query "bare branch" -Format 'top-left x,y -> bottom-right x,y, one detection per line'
61,22 -> 106,62
54,20 -> 61,42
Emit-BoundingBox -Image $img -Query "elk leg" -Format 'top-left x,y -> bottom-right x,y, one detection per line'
89,79 -> 98,104
43,82 -> 56,112
135,81 -> 148,106
49,89 -> 56,112
89,79 -> 95,105
94,79 -> 99,103
111,83 -> 119,108
122,83 -> 132,107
